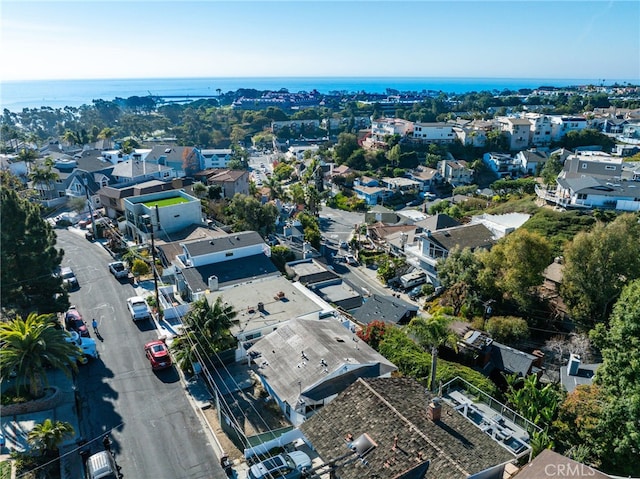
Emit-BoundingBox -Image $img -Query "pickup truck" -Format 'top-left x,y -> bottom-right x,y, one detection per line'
108,261 -> 130,280
127,296 -> 152,321
65,330 -> 98,364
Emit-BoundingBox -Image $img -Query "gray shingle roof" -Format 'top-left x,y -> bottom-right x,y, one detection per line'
247,319 -> 397,407
300,377 -> 514,479
351,294 -> 419,325
487,342 -> 536,377
183,231 -> 265,257
426,223 -> 494,252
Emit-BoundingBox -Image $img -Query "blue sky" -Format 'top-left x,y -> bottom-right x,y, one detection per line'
1,1 -> 638,82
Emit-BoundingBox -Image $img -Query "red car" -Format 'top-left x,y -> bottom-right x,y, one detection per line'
65,307 -> 90,337
144,340 -> 172,370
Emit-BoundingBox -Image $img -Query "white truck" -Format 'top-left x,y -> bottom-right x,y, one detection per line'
127,296 -> 152,321
400,271 -> 427,290
66,330 -> 98,364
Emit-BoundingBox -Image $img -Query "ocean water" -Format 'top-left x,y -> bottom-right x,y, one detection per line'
0,76 -> 621,112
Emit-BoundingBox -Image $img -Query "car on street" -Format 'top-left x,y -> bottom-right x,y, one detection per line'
65,306 -> 90,337
339,240 -> 348,249
65,330 -> 98,364
127,296 -> 152,321
144,340 -> 172,370
408,286 -> 425,301
345,254 -> 358,265
108,261 -> 130,280
60,266 -> 79,290
248,451 -> 311,479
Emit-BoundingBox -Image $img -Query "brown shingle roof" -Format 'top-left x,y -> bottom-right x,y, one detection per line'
300,377 -> 514,479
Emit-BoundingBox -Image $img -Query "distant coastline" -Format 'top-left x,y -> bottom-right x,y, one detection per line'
2,76 -> 635,112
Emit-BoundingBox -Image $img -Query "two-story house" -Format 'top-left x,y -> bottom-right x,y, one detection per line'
550,116 -> 588,142
483,152 -> 522,178
364,118 -> 413,149
196,168 -> 250,198
123,190 -> 204,243
411,122 -> 456,144
404,224 -> 494,283
200,149 -> 232,169
408,166 -> 442,192
381,176 -> 421,192
438,158 -> 474,186
525,113 -> 553,146
515,149 -> 549,175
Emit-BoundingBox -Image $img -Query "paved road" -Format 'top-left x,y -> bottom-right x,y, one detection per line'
57,228 -> 226,479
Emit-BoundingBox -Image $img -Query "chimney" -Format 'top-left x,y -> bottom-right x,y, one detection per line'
207,275 -> 219,291
427,399 -> 441,422
532,350 -> 545,368
568,353 -> 581,376
257,302 -> 265,312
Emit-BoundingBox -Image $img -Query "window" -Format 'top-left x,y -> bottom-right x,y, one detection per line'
577,193 -> 587,200
225,252 -> 233,257
605,165 -> 616,170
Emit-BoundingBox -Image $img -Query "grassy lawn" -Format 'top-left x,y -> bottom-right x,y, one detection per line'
0,460 -> 12,479
142,196 -> 190,208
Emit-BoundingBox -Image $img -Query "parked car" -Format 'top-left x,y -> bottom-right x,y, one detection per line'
248,451 -> 311,479
108,261 -> 129,280
85,450 -> 118,479
65,306 -> 90,337
65,330 -> 98,364
339,240 -> 349,249
345,254 -> 358,265
408,286 -> 425,301
60,266 -> 79,290
144,340 -> 172,370
127,296 -> 152,321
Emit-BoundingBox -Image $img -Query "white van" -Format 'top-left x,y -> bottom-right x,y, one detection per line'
86,451 -> 118,479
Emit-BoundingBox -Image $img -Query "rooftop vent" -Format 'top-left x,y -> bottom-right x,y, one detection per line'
164,148 -> 171,153
350,433 -> 377,457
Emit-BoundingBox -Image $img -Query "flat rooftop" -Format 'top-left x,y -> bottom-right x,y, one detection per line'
205,276 -> 325,337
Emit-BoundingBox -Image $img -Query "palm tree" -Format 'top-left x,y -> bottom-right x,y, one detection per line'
27,419 -> 75,456
407,315 -> 458,392
29,163 -> 59,200
185,297 -> 237,350
17,147 -> 38,174
0,313 -> 80,397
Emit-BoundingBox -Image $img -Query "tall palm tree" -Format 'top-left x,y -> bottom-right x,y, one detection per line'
0,313 -> 80,397
17,147 -> 38,174
27,419 -> 75,456
408,315 -> 458,392
29,163 -> 59,200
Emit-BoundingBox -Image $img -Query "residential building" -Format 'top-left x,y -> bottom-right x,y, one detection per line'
206,275 -> 336,361
352,184 -> 392,206
498,117 -> 531,151
483,152 -> 522,178
247,318 -> 397,426
364,205 -> 399,225
560,353 -> 602,394
196,168 -> 250,198
174,231 -> 277,301
123,190 -> 203,243
408,166 -> 441,191
110,158 -> 176,184
438,158 -> 474,186
550,116 -> 588,142
364,118 -> 413,149
404,224 -> 494,282
525,113 -> 553,146
469,213 -> 531,239
285,145 -> 319,161
515,149 -> 549,175
553,175 -> 640,211
99,178 -> 186,219
411,122 -> 456,144
351,294 -> 418,326
381,176 -> 421,192
200,149 -> 232,169
142,145 -> 203,177
452,120 -> 493,147
300,377 -> 521,479
561,152 -> 623,179
271,119 -> 321,134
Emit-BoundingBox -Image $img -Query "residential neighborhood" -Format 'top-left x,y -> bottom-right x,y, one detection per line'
2,82 -> 640,479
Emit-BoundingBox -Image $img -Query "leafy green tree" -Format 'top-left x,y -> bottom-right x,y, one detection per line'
376,255 -> 405,282
479,229 -> 552,310
540,153 -> 563,185
192,182 -> 207,198
561,214 -> 640,328
437,246 -> 482,289
1,189 -> 68,313
228,194 -> 278,236
334,132 -> 359,164
0,313 -> 80,397
485,315 -> 529,343
27,419 -> 75,456
585,280 -> 640,475
270,245 -> 295,272
273,162 -> 294,181
407,315 -> 458,392
505,374 -> 563,428
131,258 -> 150,280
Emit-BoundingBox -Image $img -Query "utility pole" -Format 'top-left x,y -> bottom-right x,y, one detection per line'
83,174 -> 98,240
143,208 -> 161,319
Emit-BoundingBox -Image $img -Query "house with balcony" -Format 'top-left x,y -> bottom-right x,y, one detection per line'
352,184 -> 392,206
561,152 -> 623,179
200,149 -> 232,169
498,117 -> 531,151
552,176 -> 640,211
363,118 -> 414,149
411,122 -> 456,144
452,120 -> 493,147
110,158 -> 177,184
404,224 -> 494,283
438,158 -> 474,186
123,190 -> 203,244
550,116 -> 588,142
525,113 -> 553,146
408,166 -> 441,191
142,145 -> 203,177
98,178 -> 187,219
483,152 -> 523,178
